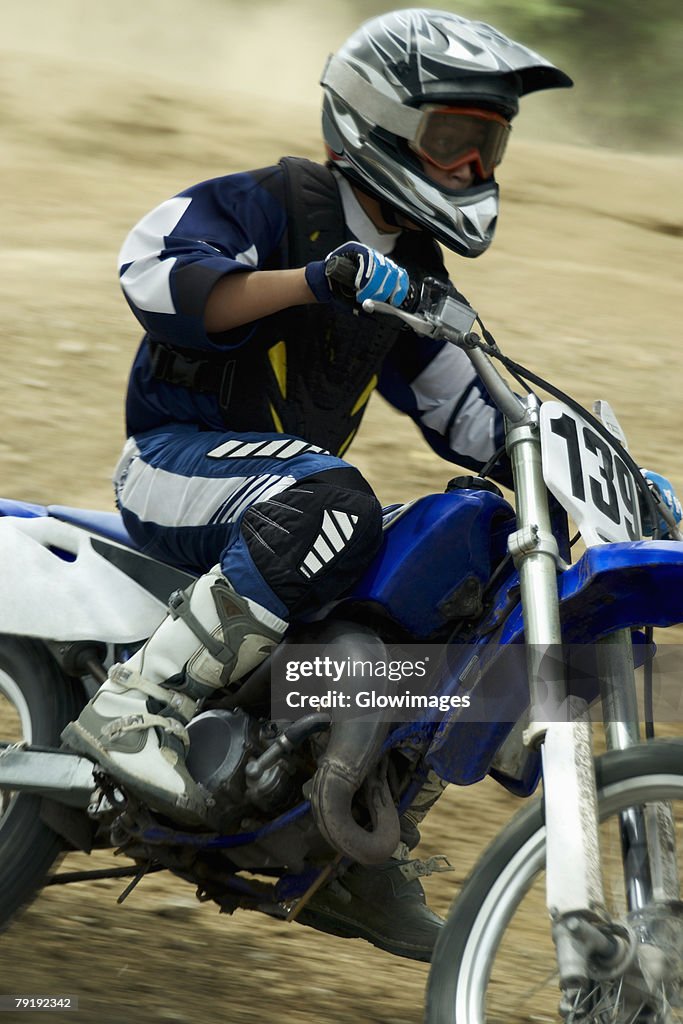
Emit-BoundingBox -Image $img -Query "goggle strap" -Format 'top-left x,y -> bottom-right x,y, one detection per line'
321,54 -> 423,141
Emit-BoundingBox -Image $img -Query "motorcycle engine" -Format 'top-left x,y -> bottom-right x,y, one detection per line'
185,708 -> 302,831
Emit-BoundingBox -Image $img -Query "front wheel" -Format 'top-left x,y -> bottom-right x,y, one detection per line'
426,740 -> 683,1024
0,636 -> 85,929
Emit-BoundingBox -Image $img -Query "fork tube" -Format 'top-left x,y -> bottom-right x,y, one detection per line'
505,396 -> 606,917
598,631 -> 680,906
512,435 -> 562,654
597,630 -> 640,752
597,632 -> 653,910
505,404 -> 564,723
465,354 -> 565,716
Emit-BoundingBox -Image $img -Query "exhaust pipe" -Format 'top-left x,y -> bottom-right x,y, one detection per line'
308,623 -> 400,865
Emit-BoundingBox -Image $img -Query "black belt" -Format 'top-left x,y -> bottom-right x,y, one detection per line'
148,339 -> 235,411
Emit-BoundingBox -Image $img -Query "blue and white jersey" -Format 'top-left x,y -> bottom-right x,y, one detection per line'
118,161 -> 508,482
119,167 -> 286,355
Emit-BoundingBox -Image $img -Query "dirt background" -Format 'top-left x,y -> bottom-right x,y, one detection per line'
1,2 -> 682,1022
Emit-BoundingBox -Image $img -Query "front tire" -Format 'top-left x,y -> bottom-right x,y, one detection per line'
0,636 -> 85,929
426,740 -> 683,1023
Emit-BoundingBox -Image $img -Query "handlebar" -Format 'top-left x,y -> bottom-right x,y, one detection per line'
324,252 -> 481,344
326,251 -> 681,542
327,253 -> 528,425
326,254 -> 527,424
324,252 -> 480,342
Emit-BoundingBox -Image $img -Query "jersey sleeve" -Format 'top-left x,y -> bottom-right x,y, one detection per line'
377,328 -> 512,487
117,168 -> 287,351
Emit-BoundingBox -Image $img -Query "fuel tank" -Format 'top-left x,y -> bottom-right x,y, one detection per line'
343,485 -> 515,638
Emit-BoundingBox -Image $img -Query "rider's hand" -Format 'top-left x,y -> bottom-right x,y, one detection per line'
641,469 -> 683,536
305,242 -> 410,308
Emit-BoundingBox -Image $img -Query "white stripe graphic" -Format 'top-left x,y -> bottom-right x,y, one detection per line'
298,508 -> 359,576
252,439 -> 297,457
331,510 -> 358,540
207,438 -> 329,460
312,534 -> 335,564
207,439 -> 246,459
275,440 -> 309,459
226,441 -> 271,459
303,550 -> 324,575
320,510 -> 346,552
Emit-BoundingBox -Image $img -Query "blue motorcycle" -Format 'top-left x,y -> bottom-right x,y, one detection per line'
0,272 -> 681,1023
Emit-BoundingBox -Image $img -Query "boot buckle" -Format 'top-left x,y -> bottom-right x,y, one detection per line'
168,588 -> 227,661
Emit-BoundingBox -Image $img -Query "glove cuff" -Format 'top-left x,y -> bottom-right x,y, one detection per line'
304,261 -> 331,304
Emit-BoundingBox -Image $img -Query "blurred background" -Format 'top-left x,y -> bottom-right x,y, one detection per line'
2,0 -> 682,510
1,2 -> 682,1022
5,0 -> 683,148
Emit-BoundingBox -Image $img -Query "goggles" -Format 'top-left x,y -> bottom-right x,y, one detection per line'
410,106 -> 511,179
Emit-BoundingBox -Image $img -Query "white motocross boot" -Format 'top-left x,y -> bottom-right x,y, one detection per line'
62,566 -> 286,825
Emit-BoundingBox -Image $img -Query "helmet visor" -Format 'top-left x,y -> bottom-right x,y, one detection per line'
410,106 -> 511,179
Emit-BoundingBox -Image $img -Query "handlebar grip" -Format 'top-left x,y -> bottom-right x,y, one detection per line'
325,253 -> 418,310
324,253 -> 359,299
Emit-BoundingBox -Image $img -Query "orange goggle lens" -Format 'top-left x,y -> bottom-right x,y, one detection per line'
410,106 -> 511,179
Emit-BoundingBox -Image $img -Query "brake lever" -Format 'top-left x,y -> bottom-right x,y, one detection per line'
361,298 -> 481,350
361,298 -> 436,336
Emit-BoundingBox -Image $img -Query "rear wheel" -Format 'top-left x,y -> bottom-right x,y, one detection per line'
426,740 -> 683,1024
0,636 -> 84,928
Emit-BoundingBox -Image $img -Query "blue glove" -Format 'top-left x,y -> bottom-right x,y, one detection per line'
305,242 -> 410,308
641,469 -> 683,536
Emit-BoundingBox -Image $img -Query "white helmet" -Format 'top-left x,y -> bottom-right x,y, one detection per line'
321,8 -> 572,256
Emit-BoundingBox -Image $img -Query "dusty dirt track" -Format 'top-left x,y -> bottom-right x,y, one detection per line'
1,6 -> 682,1023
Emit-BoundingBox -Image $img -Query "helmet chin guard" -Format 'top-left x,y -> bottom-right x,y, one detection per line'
321,8 -> 572,257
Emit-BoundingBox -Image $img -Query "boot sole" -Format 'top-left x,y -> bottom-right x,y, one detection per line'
296,905 -> 435,963
61,721 -> 210,828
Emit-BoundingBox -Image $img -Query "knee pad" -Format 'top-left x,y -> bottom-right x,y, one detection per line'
240,467 -> 383,617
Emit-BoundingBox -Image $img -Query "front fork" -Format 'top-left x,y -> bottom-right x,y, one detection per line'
598,631 -> 679,911
504,395 -> 679,1006
505,400 -> 607,919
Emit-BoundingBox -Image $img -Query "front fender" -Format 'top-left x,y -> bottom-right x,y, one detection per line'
501,540 -> 683,643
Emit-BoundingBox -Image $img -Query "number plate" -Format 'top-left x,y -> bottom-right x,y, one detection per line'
540,401 -> 642,545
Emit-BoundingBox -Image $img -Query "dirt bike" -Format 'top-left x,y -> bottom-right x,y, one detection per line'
0,262 -> 681,1023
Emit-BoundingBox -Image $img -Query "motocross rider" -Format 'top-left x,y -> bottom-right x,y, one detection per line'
62,9 -> 572,961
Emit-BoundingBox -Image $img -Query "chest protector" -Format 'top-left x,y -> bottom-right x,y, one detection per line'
149,158 -> 449,456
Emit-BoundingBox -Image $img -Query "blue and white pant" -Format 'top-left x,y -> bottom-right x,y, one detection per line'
114,424 -> 383,621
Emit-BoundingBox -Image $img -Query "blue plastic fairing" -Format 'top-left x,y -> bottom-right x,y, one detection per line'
344,489 -> 515,636
424,540 -> 683,793
0,498 -> 47,518
502,541 -> 683,643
